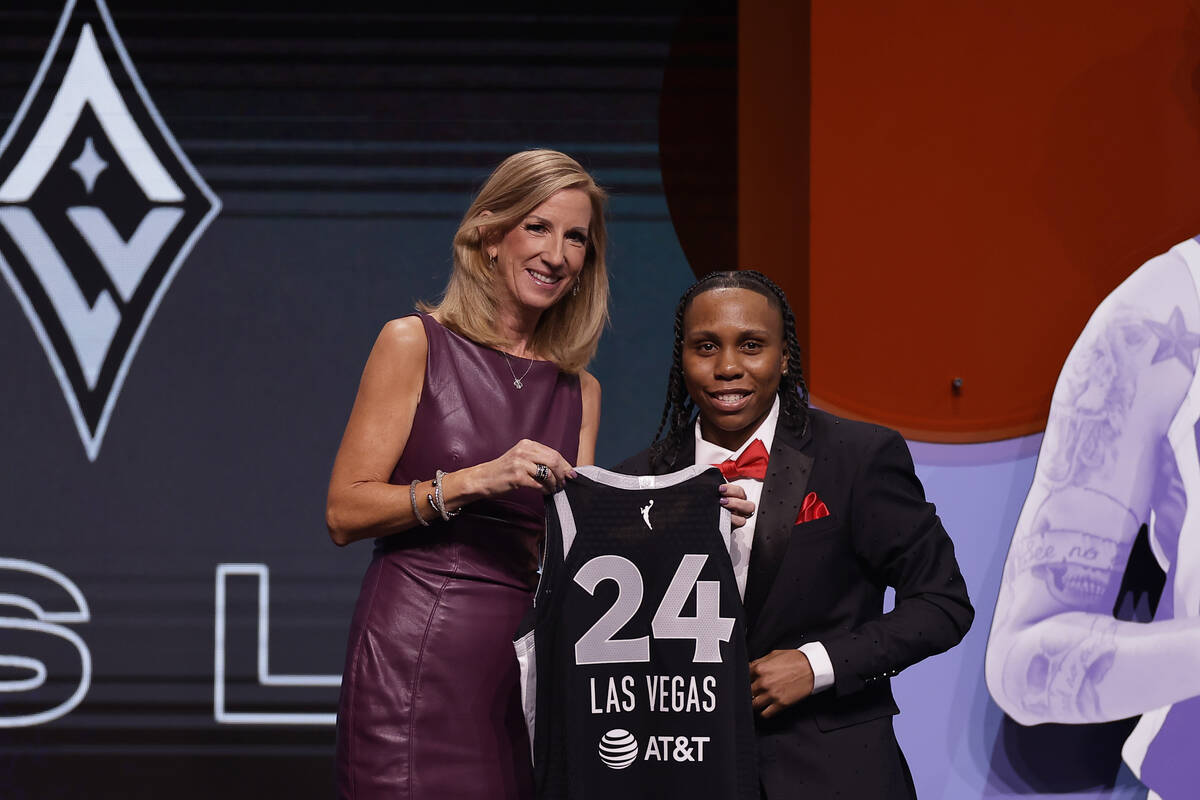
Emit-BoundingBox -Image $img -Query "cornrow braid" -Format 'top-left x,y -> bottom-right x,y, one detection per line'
649,270 -> 809,470
650,296 -> 695,469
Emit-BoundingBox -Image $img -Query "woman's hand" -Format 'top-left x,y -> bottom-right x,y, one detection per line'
720,483 -> 755,529
466,438 -> 577,495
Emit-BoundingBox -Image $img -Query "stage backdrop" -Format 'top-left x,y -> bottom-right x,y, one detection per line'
0,1 -> 730,796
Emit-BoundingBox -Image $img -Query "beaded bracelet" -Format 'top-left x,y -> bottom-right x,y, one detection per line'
429,469 -> 461,522
410,480 -> 431,527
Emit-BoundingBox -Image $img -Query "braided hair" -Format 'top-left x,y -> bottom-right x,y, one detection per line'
649,270 -> 809,469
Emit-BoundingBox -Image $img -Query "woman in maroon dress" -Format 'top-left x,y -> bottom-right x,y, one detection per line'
326,150 -> 608,799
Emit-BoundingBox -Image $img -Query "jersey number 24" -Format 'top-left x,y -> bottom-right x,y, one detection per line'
573,554 -> 735,666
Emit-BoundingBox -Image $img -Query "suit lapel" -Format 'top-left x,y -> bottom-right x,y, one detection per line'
741,423 -> 813,635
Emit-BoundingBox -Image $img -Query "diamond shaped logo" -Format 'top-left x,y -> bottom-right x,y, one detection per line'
0,0 -> 220,460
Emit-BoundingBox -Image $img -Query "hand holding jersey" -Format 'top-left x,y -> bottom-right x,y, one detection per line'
718,482 -> 755,528
472,437 -> 578,495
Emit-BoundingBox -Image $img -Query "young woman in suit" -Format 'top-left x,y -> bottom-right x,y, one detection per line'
617,270 -> 974,798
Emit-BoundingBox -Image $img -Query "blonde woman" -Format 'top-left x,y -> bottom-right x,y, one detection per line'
326,150 -> 608,799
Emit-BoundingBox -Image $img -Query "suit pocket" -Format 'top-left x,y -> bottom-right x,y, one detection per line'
787,515 -> 844,554
789,514 -> 842,541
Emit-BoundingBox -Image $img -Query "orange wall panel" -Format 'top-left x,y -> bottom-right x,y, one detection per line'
743,1 -> 1200,441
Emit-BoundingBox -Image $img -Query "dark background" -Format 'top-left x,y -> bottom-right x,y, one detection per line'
0,1 -> 734,797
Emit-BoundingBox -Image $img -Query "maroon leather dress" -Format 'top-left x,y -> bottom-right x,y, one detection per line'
336,314 -> 581,800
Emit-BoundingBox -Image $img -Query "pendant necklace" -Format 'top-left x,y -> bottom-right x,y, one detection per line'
502,352 -> 534,389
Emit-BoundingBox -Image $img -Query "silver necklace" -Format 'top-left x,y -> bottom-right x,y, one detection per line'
502,352 -> 534,389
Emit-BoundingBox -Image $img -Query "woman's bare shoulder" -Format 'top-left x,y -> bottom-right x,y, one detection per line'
373,316 -> 427,359
579,368 -> 601,393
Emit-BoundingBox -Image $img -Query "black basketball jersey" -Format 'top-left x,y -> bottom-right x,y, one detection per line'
515,465 -> 758,800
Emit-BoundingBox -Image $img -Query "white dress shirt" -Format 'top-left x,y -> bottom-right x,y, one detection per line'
693,397 -> 835,694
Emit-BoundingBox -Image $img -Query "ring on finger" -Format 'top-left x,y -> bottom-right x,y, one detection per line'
534,463 -> 550,483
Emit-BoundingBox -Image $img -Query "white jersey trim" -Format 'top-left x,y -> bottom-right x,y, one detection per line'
558,465 -> 733,558
514,629 -> 537,757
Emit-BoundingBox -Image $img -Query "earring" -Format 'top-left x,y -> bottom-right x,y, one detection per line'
572,279 -> 580,297
488,252 -> 497,269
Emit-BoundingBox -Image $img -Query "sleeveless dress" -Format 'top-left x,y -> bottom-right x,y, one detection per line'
336,313 -> 582,800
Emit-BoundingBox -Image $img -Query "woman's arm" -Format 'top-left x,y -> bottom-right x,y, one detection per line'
576,370 -> 601,466
985,252 -> 1200,724
326,318 -> 427,545
325,318 -> 576,546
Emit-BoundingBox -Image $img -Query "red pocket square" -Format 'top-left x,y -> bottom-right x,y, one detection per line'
796,491 -> 830,524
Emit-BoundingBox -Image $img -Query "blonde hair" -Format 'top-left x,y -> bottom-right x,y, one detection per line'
419,149 -> 610,374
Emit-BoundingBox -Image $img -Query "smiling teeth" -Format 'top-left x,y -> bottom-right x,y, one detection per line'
716,393 -> 745,403
528,271 -> 560,285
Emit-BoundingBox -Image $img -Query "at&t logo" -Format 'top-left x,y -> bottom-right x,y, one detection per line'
599,728 -> 639,769
597,728 -> 713,768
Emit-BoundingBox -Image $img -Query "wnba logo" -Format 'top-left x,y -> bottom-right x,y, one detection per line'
598,728 -> 639,769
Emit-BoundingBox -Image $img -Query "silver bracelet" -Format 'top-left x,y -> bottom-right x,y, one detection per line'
431,469 -> 460,521
410,480 -> 431,527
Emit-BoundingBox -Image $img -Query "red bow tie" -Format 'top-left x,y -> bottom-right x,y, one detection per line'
714,438 -> 769,481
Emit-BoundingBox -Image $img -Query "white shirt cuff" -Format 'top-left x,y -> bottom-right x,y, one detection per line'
798,641 -> 835,694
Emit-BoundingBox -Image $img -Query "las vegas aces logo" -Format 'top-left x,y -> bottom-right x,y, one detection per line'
0,0 -> 220,460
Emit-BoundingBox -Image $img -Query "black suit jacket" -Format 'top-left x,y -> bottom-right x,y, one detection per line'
615,408 -> 974,799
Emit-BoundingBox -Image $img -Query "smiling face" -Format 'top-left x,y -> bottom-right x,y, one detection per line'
487,187 -> 592,322
682,286 -> 788,452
